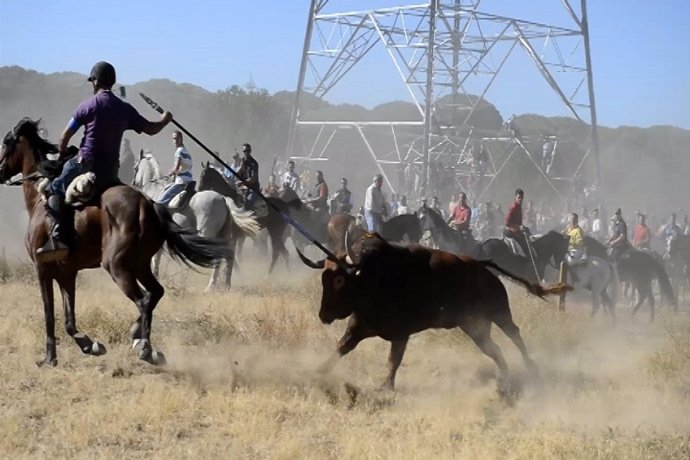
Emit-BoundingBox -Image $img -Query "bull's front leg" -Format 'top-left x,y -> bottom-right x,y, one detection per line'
318,317 -> 370,375
381,338 -> 409,391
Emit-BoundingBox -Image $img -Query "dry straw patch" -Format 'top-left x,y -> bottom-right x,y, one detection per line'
1,254 -> 689,459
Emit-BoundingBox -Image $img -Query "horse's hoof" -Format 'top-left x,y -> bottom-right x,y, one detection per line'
90,341 -> 107,356
151,351 -> 167,366
140,349 -> 167,366
36,357 -> 58,368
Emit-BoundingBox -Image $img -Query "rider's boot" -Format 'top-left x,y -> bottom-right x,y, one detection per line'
36,194 -> 69,262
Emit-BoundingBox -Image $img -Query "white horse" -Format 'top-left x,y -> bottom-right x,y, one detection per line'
566,255 -> 620,318
132,151 -> 259,290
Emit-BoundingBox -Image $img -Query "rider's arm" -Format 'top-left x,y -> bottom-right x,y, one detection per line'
170,157 -> 182,176
141,111 -> 173,136
58,125 -> 76,155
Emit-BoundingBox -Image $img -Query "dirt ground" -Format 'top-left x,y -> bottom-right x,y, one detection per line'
1,252 -> 689,459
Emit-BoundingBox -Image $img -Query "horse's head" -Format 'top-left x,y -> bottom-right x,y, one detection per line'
198,161 -> 223,192
534,230 -> 568,263
0,118 -> 52,182
132,150 -> 161,189
418,205 -> 444,233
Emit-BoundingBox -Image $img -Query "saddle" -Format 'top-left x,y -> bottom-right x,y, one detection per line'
168,181 -> 197,211
503,236 -> 526,257
566,248 -> 587,266
38,172 -> 122,207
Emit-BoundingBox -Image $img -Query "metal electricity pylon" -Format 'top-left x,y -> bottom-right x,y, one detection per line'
286,0 -> 600,198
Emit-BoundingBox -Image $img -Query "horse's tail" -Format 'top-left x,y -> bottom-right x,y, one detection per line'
653,257 -> 677,308
225,202 -> 262,240
153,203 -> 232,269
480,260 -> 573,299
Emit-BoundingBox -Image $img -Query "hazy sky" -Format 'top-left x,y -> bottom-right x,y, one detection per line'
1,0 -> 689,128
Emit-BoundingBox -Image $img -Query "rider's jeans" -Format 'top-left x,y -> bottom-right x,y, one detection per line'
156,183 -> 185,205
49,157 -> 88,198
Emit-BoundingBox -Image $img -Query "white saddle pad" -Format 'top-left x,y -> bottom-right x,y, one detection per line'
65,172 -> 97,205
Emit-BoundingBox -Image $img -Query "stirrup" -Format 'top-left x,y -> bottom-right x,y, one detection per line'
36,237 -> 69,262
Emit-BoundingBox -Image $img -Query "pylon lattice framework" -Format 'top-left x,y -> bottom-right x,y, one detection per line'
286,0 -> 600,201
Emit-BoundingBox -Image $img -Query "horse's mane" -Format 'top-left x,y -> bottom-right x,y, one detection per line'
422,206 -> 456,239
140,152 -> 162,179
12,118 -> 58,159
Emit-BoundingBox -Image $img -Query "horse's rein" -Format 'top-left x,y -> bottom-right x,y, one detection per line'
3,171 -> 45,186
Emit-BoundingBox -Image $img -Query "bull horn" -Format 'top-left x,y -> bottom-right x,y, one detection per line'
295,247 -> 325,269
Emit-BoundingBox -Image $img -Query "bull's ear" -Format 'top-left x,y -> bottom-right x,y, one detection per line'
139,149 -> 145,160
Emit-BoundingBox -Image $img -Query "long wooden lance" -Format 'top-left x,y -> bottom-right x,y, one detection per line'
139,92 -> 345,267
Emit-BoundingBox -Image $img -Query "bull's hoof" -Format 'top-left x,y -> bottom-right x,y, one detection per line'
343,382 -> 361,407
378,380 -> 395,391
496,375 -> 522,406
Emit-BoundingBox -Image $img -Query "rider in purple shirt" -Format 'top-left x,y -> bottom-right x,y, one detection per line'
38,61 -> 173,261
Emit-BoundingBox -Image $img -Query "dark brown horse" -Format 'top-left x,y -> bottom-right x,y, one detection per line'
327,213 -> 422,256
0,118 -> 230,366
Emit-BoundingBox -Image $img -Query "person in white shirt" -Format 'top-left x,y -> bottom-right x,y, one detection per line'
156,130 -> 193,205
364,174 -> 388,232
590,208 -> 603,241
397,195 -> 410,215
281,160 -> 301,192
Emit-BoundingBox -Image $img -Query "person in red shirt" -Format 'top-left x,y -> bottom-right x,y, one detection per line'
448,192 -> 472,232
306,170 -> 330,223
504,188 -> 531,256
632,212 -> 651,250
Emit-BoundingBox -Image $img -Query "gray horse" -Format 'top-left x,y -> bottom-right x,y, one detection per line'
132,151 -> 259,290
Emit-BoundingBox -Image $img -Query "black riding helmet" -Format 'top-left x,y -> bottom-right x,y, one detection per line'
87,61 -> 116,88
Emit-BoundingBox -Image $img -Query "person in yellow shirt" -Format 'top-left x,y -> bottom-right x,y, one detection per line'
564,212 -> 587,283
565,211 -> 586,258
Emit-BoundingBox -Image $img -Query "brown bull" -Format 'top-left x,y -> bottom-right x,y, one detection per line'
298,233 -> 569,391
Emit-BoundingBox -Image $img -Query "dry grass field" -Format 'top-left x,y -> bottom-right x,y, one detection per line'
1,251 -> 690,459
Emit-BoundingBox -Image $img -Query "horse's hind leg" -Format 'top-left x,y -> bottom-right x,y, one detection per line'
151,249 -> 163,278
601,290 -> 616,319
647,288 -> 655,322
56,270 -> 106,357
268,227 -> 288,275
104,248 -> 164,365
135,263 -> 166,364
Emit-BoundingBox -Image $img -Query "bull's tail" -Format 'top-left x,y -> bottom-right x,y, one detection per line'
480,260 -> 573,299
153,203 -> 232,269
653,257 -> 677,308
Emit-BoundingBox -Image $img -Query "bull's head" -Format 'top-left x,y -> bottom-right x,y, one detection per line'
297,231 -> 363,324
